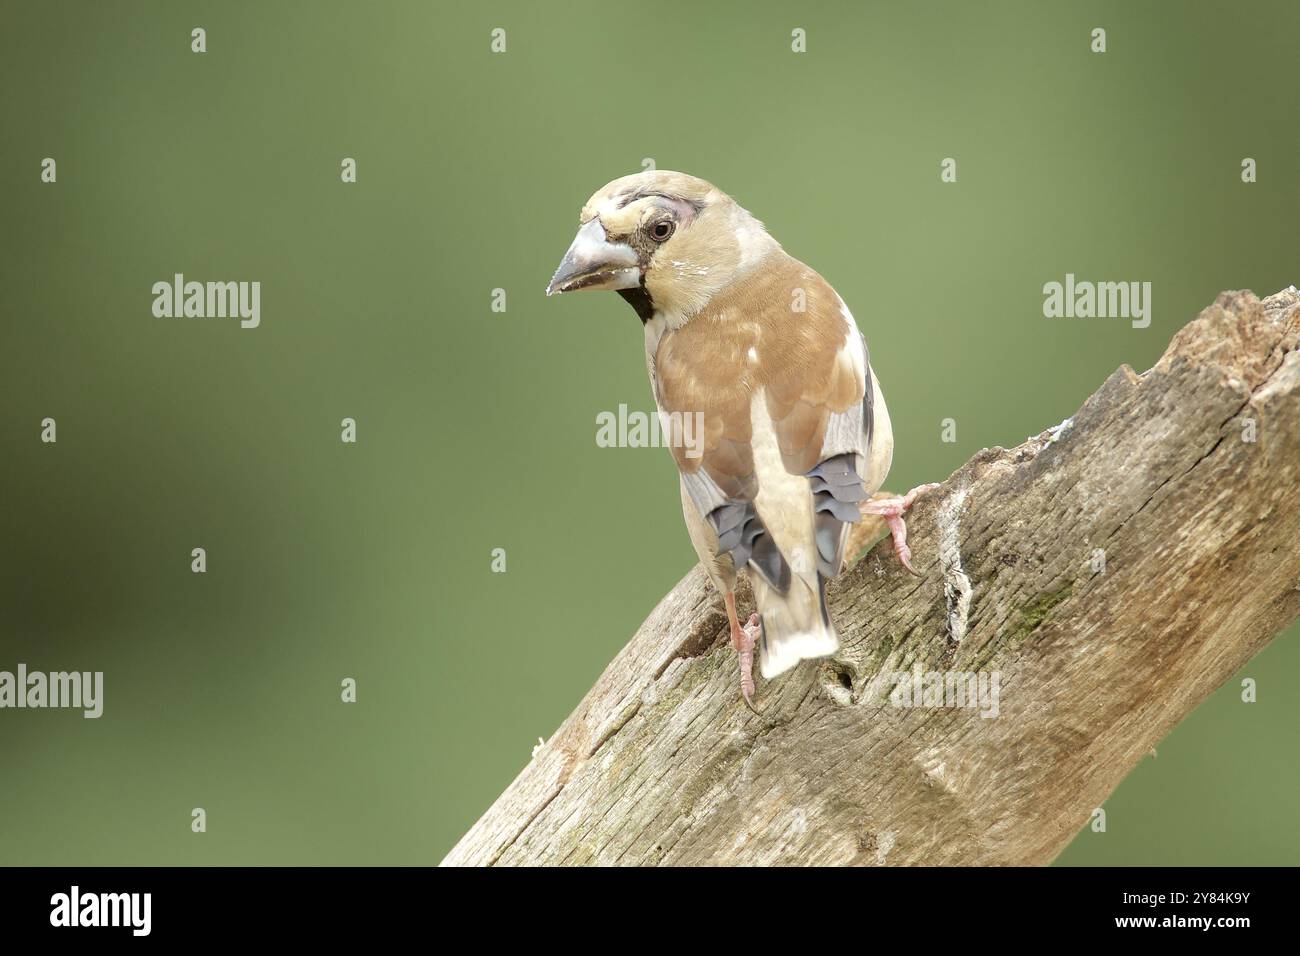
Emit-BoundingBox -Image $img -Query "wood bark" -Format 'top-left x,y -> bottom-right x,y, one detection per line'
445,287 -> 1300,866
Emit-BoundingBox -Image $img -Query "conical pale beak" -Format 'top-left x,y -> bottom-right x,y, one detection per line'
546,219 -> 641,296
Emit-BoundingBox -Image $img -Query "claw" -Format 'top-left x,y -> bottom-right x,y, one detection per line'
889,516 -> 923,575
901,482 -> 941,509
724,593 -> 763,710
861,482 -> 940,573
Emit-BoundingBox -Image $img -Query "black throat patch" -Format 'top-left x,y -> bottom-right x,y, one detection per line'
617,284 -> 655,323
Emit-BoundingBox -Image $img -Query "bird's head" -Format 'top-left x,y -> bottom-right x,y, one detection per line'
545,170 -> 777,324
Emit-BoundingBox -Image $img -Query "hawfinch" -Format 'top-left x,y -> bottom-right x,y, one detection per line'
547,171 -> 935,705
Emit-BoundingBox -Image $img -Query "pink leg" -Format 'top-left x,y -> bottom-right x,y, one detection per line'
860,483 -> 941,574
724,591 -> 762,709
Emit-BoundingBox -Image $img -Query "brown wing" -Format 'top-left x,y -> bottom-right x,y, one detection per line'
656,256 -> 864,471
655,253 -> 869,586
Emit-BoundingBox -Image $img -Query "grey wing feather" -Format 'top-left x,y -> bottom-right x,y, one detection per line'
807,336 -> 876,581
708,499 -> 791,595
682,462 -> 791,596
808,454 -> 868,580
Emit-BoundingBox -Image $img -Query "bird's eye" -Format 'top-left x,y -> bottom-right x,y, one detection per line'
649,220 -> 675,242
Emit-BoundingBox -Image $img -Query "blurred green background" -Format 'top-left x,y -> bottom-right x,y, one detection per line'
1,0 -> 1296,866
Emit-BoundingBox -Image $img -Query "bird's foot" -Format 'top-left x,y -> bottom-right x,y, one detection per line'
733,612 -> 761,710
860,483 -> 941,574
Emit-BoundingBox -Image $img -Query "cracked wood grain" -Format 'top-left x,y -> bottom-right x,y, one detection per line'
444,287 -> 1300,867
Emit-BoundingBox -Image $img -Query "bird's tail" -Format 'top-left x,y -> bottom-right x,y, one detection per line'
755,574 -> 839,679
